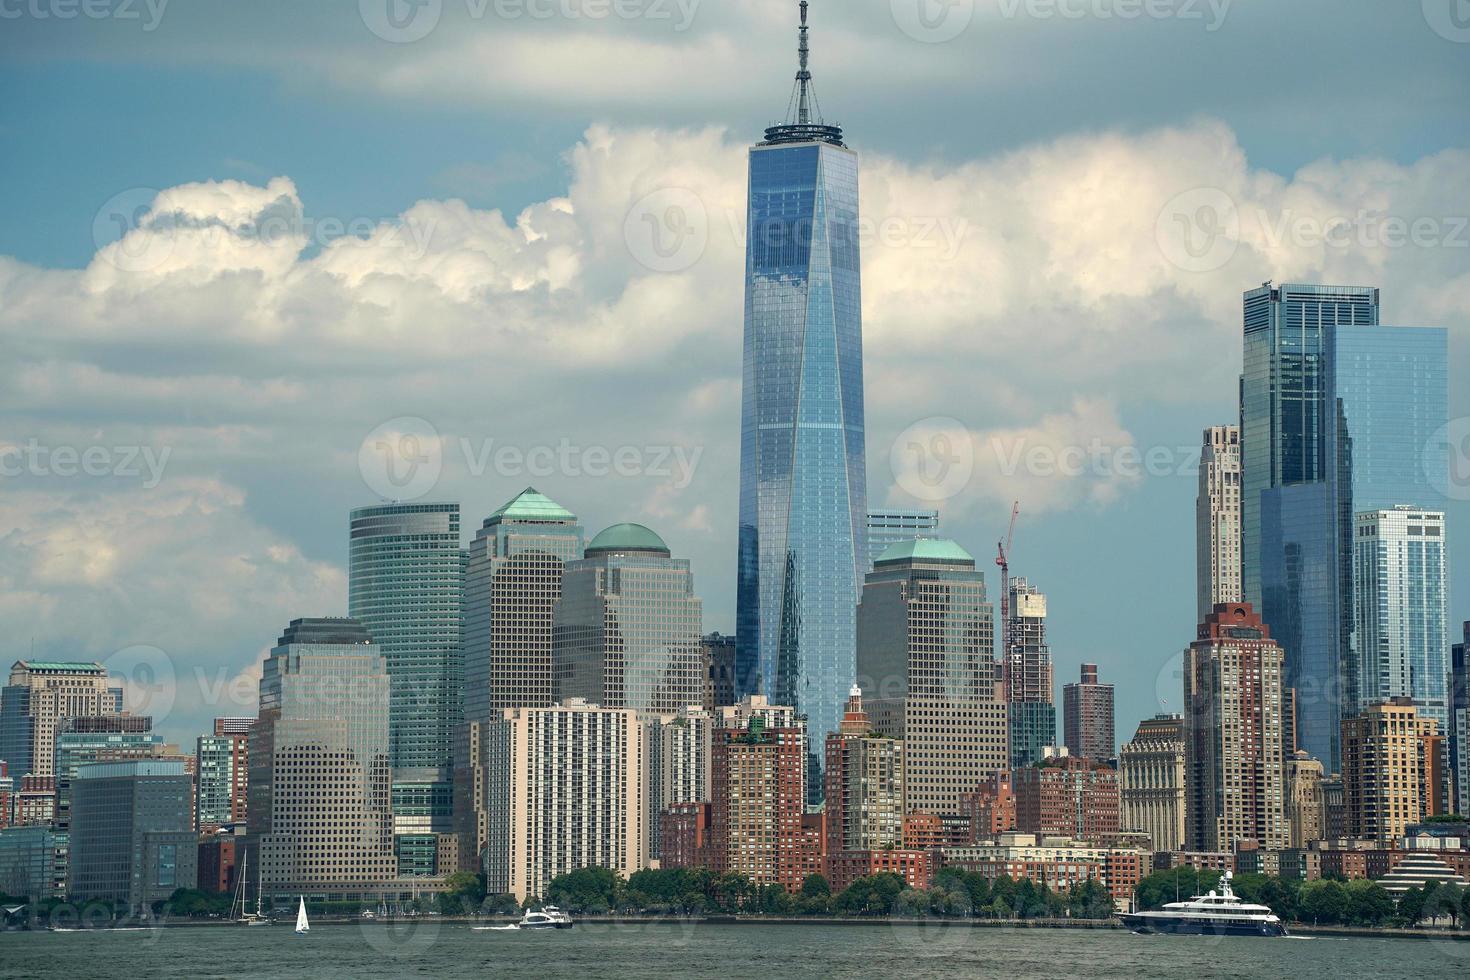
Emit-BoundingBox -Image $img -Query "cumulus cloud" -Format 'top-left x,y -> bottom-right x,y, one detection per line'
2,116 -> 1466,741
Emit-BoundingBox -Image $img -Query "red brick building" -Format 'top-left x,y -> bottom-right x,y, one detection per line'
901,812 -> 970,851
658,802 -> 711,870
709,723 -> 809,891
959,773 -> 1016,840
197,834 -> 238,893
827,849 -> 933,893
1013,756 -> 1119,843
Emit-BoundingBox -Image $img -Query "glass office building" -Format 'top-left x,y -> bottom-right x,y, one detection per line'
1241,283 -> 1447,769
866,510 -> 939,573
735,8 -> 867,791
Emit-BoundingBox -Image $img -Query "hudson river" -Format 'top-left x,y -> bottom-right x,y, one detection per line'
3,921 -> 1467,978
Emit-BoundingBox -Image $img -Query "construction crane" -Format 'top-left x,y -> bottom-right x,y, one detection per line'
995,500 -> 1020,647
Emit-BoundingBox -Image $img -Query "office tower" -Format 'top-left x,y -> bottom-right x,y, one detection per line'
1005,577 -> 1056,768
1196,424 -> 1242,622
348,502 -> 465,864
53,715 -> 162,834
648,706 -> 712,861
196,717 -> 251,831
68,759 -> 196,914
709,712 -> 809,891
735,2 -> 868,784
0,824 -> 64,899
702,632 -> 738,711
1453,624 -> 1468,816
856,539 -> 1007,815
1118,714 -> 1186,852
1184,603 -> 1287,850
0,660 -> 121,779
867,510 -> 939,571
1352,508 -> 1449,731
960,773 -> 1017,840
1284,751 -> 1326,848
1341,698 -> 1437,844
457,488 -> 582,868
1012,756 -> 1120,844
824,686 -> 904,855
1063,664 -> 1115,762
481,699 -> 647,901
553,523 -> 704,714
1241,282 -> 1447,771
245,618 -> 396,910
716,693 -> 801,731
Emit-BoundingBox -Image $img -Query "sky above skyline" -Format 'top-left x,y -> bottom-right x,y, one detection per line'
1,0 -> 1468,749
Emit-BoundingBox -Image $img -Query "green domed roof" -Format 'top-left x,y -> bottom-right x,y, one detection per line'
586,522 -> 670,556
875,537 -> 974,566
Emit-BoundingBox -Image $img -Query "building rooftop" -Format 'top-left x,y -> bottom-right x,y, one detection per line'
585,522 -> 670,557
10,661 -> 105,674
487,486 -> 577,524
874,537 -> 974,566
275,617 -> 374,648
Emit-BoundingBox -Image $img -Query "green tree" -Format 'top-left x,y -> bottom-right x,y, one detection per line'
799,874 -> 830,900
1066,879 -> 1113,920
1341,880 -> 1393,927
546,866 -> 620,913
437,871 -> 486,915
1299,879 -> 1348,925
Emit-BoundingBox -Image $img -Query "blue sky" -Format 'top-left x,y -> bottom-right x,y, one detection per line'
1,0 -> 1467,747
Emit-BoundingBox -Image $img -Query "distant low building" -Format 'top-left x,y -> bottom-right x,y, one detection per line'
0,825 -> 64,900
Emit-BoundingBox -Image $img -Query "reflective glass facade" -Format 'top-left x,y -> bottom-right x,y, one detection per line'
736,137 -> 867,789
1242,283 -> 1447,769
866,509 -> 939,572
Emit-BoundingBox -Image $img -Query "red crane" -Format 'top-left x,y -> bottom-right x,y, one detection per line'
995,500 -> 1020,644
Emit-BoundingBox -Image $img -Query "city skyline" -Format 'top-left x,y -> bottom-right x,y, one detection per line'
0,3 -> 1466,782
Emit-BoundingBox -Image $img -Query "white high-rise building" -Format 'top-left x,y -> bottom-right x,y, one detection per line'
482,699 -> 648,901
647,705 -> 712,860
1196,425 -> 1242,624
1352,508 -> 1449,731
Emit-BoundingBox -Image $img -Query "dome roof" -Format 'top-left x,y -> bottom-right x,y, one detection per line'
585,522 -> 670,556
874,537 -> 974,566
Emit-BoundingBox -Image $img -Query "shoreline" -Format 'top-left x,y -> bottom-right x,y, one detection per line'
10,914 -> 1470,942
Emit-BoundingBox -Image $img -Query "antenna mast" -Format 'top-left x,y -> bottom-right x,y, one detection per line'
796,1 -> 811,125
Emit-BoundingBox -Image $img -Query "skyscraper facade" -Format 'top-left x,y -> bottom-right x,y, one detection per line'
1341,698 -> 1437,844
457,488 -> 583,868
857,539 -> 1007,815
824,686 -> 904,854
348,502 -> 465,859
1352,508 -> 1449,732
1184,603 -> 1287,851
1118,714 -> 1185,852
1284,750 -> 1326,848
1005,577 -> 1056,768
1196,424 -> 1242,622
1453,624 -> 1469,817
866,510 -> 939,572
68,759 -> 196,914
709,715 -> 809,891
196,717 -> 252,830
1241,282 -> 1447,771
647,706 -> 712,861
735,5 -> 867,786
0,661 -> 121,779
245,618 -> 396,909
482,699 -> 648,901
1063,663 -> 1115,762
553,523 -> 704,714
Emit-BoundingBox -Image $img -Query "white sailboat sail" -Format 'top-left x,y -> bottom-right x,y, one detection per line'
295,897 -> 310,934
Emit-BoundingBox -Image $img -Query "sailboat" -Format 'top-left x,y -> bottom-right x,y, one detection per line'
234,851 -> 269,926
295,897 -> 310,935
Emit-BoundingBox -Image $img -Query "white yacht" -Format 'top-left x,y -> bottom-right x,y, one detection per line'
517,906 -> 574,930
1121,872 -> 1286,937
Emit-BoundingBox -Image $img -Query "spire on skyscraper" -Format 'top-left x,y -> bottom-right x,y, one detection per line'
763,1 -> 844,147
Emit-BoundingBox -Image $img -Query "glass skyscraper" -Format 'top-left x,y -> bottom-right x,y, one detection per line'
1241,282 -> 1447,769
866,509 -> 939,572
735,5 -> 867,791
